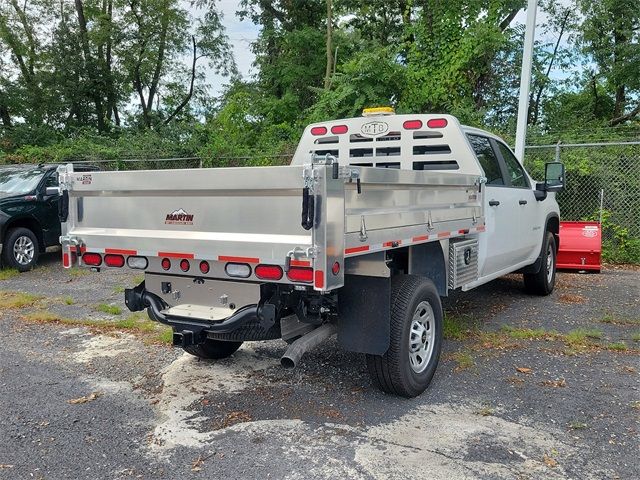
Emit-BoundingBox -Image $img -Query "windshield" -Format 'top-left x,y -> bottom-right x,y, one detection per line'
0,169 -> 45,195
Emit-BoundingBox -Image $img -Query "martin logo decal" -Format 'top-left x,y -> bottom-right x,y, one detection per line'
165,208 -> 194,225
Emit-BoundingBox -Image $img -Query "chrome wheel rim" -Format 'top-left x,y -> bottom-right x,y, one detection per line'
13,236 -> 35,265
408,301 -> 435,374
546,245 -> 554,284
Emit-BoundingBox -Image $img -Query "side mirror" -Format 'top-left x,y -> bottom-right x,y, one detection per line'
45,187 -> 60,196
544,162 -> 565,192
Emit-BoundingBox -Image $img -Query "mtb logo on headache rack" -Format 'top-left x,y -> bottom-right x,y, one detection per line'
165,208 -> 194,225
360,121 -> 389,137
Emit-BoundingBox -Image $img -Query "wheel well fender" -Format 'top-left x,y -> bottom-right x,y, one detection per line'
407,241 -> 448,296
546,214 -> 559,252
2,217 -> 45,251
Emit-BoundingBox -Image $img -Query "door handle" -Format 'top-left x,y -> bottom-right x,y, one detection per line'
489,200 -> 500,206
519,199 -> 528,205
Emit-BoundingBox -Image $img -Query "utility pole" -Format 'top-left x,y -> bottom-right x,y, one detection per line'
514,0 -> 537,162
324,0 -> 333,89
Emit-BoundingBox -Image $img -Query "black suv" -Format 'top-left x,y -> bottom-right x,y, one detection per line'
0,164 -> 95,271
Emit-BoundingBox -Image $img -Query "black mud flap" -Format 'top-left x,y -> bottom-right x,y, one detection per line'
337,274 -> 390,355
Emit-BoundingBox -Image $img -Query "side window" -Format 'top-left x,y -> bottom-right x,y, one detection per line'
497,143 -> 529,188
44,173 -> 58,188
467,135 -> 504,185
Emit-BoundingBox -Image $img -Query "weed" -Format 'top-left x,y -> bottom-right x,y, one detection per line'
67,268 -> 89,278
600,314 -> 640,325
608,342 -> 628,351
451,350 -> 475,371
61,296 -> 74,305
564,328 -> 603,345
0,269 -> 19,280
443,312 -> 477,340
631,401 -> 640,411
96,303 -> 122,315
153,328 -> 174,344
475,405 -> 494,416
23,310 -> 66,323
501,325 -> 555,340
632,332 -> 640,342
0,291 -> 43,309
113,286 -> 125,294
568,421 -> 588,430
132,274 -> 145,285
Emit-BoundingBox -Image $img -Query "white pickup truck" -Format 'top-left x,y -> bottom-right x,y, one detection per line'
55,109 -> 565,398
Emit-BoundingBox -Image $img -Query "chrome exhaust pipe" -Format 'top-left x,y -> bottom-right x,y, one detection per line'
281,323 -> 337,369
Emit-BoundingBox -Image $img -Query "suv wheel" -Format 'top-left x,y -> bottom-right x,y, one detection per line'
3,227 -> 39,272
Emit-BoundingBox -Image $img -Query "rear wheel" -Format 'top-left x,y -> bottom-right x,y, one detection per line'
3,227 -> 39,272
183,339 -> 243,359
524,231 -> 557,295
365,275 -> 443,398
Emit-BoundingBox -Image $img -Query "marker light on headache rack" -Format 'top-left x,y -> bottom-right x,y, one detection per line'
330,125 -> 348,134
286,266 -> 313,283
403,119 -> 423,130
310,126 -> 327,135
427,118 -> 448,128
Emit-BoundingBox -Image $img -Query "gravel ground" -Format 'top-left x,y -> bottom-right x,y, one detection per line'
0,253 -> 638,479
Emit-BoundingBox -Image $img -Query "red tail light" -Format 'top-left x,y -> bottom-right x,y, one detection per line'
427,118 -> 448,128
287,267 -> 313,283
332,261 -> 340,275
330,125 -> 348,134
403,120 -> 422,130
104,254 -> 125,268
161,258 -> 171,270
199,261 -> 210,274
82,253 -> 102,266
310,126 -> 327,135
180,259 -> 190,272
255,264 -> 283,280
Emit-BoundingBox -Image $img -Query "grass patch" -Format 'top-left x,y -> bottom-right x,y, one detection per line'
564,328 -> 603,345
500,325 -> 556,340
132,274 -> 145,285
60,296 -> 74,305
568,421 -> 588,430
608,341 -> 628,351
600,314 -> 640,325
0,268 -> 20,280
96,303 -> 122,315
22,309 -> 172,344
67,268 -> 90,278
443,312 -> 477,340
0,291 -> 44,309
113,285 -> 125,294
632,332 -> 640,342
451,350 -> 475,371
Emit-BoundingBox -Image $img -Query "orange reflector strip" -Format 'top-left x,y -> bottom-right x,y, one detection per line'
412,235 -> 429,242
105,248 -> 137,255
63,252 -> 70,268
383,240 -> 401,248
345,246 -> 370,255
290,259 -> 311,267
437,232 -> 450,238
218,255 -> 259,264
158,251 -> 195,259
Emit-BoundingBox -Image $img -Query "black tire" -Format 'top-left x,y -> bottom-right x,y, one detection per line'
3,227 -> 39,272
524,231 -> 557,296
365,275 -> 443,398
183,339 -> 243,359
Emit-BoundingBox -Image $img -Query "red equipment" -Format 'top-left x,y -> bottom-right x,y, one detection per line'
557,221 -> 602,272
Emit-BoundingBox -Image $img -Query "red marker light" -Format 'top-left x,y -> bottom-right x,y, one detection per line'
427,118 -> 448,128
287,267 -> 313,283
330,125 -> 348,134
161,258 -> 171,270
403,120 -> 423,130
104,254 -> 125,268
255,264 -> 283,280
310,126 -> 327,135
180,259 -> 190,272
332,262 -> 340,275
82,253 -> 102,266
199,261 -> 210,274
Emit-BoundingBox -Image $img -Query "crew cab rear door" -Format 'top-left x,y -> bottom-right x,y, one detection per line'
467,134 -> 528,276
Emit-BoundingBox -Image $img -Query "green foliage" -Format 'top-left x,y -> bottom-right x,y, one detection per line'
597,210 -> 640,264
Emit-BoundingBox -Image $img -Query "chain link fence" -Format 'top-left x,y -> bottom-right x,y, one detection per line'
46,141 -> 639,263
524,141 -> 640,263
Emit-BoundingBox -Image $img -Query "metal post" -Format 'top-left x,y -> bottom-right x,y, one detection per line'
555,141 -> 561,162
514,0 -> 538,162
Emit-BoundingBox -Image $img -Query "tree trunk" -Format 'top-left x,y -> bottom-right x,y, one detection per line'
75,0 -> 106,131
324,0 -> 333,89
104,0 -> 120,126
164,37 -> 198,125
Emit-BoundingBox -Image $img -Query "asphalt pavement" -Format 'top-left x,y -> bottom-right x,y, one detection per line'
0,254 -> 638,479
